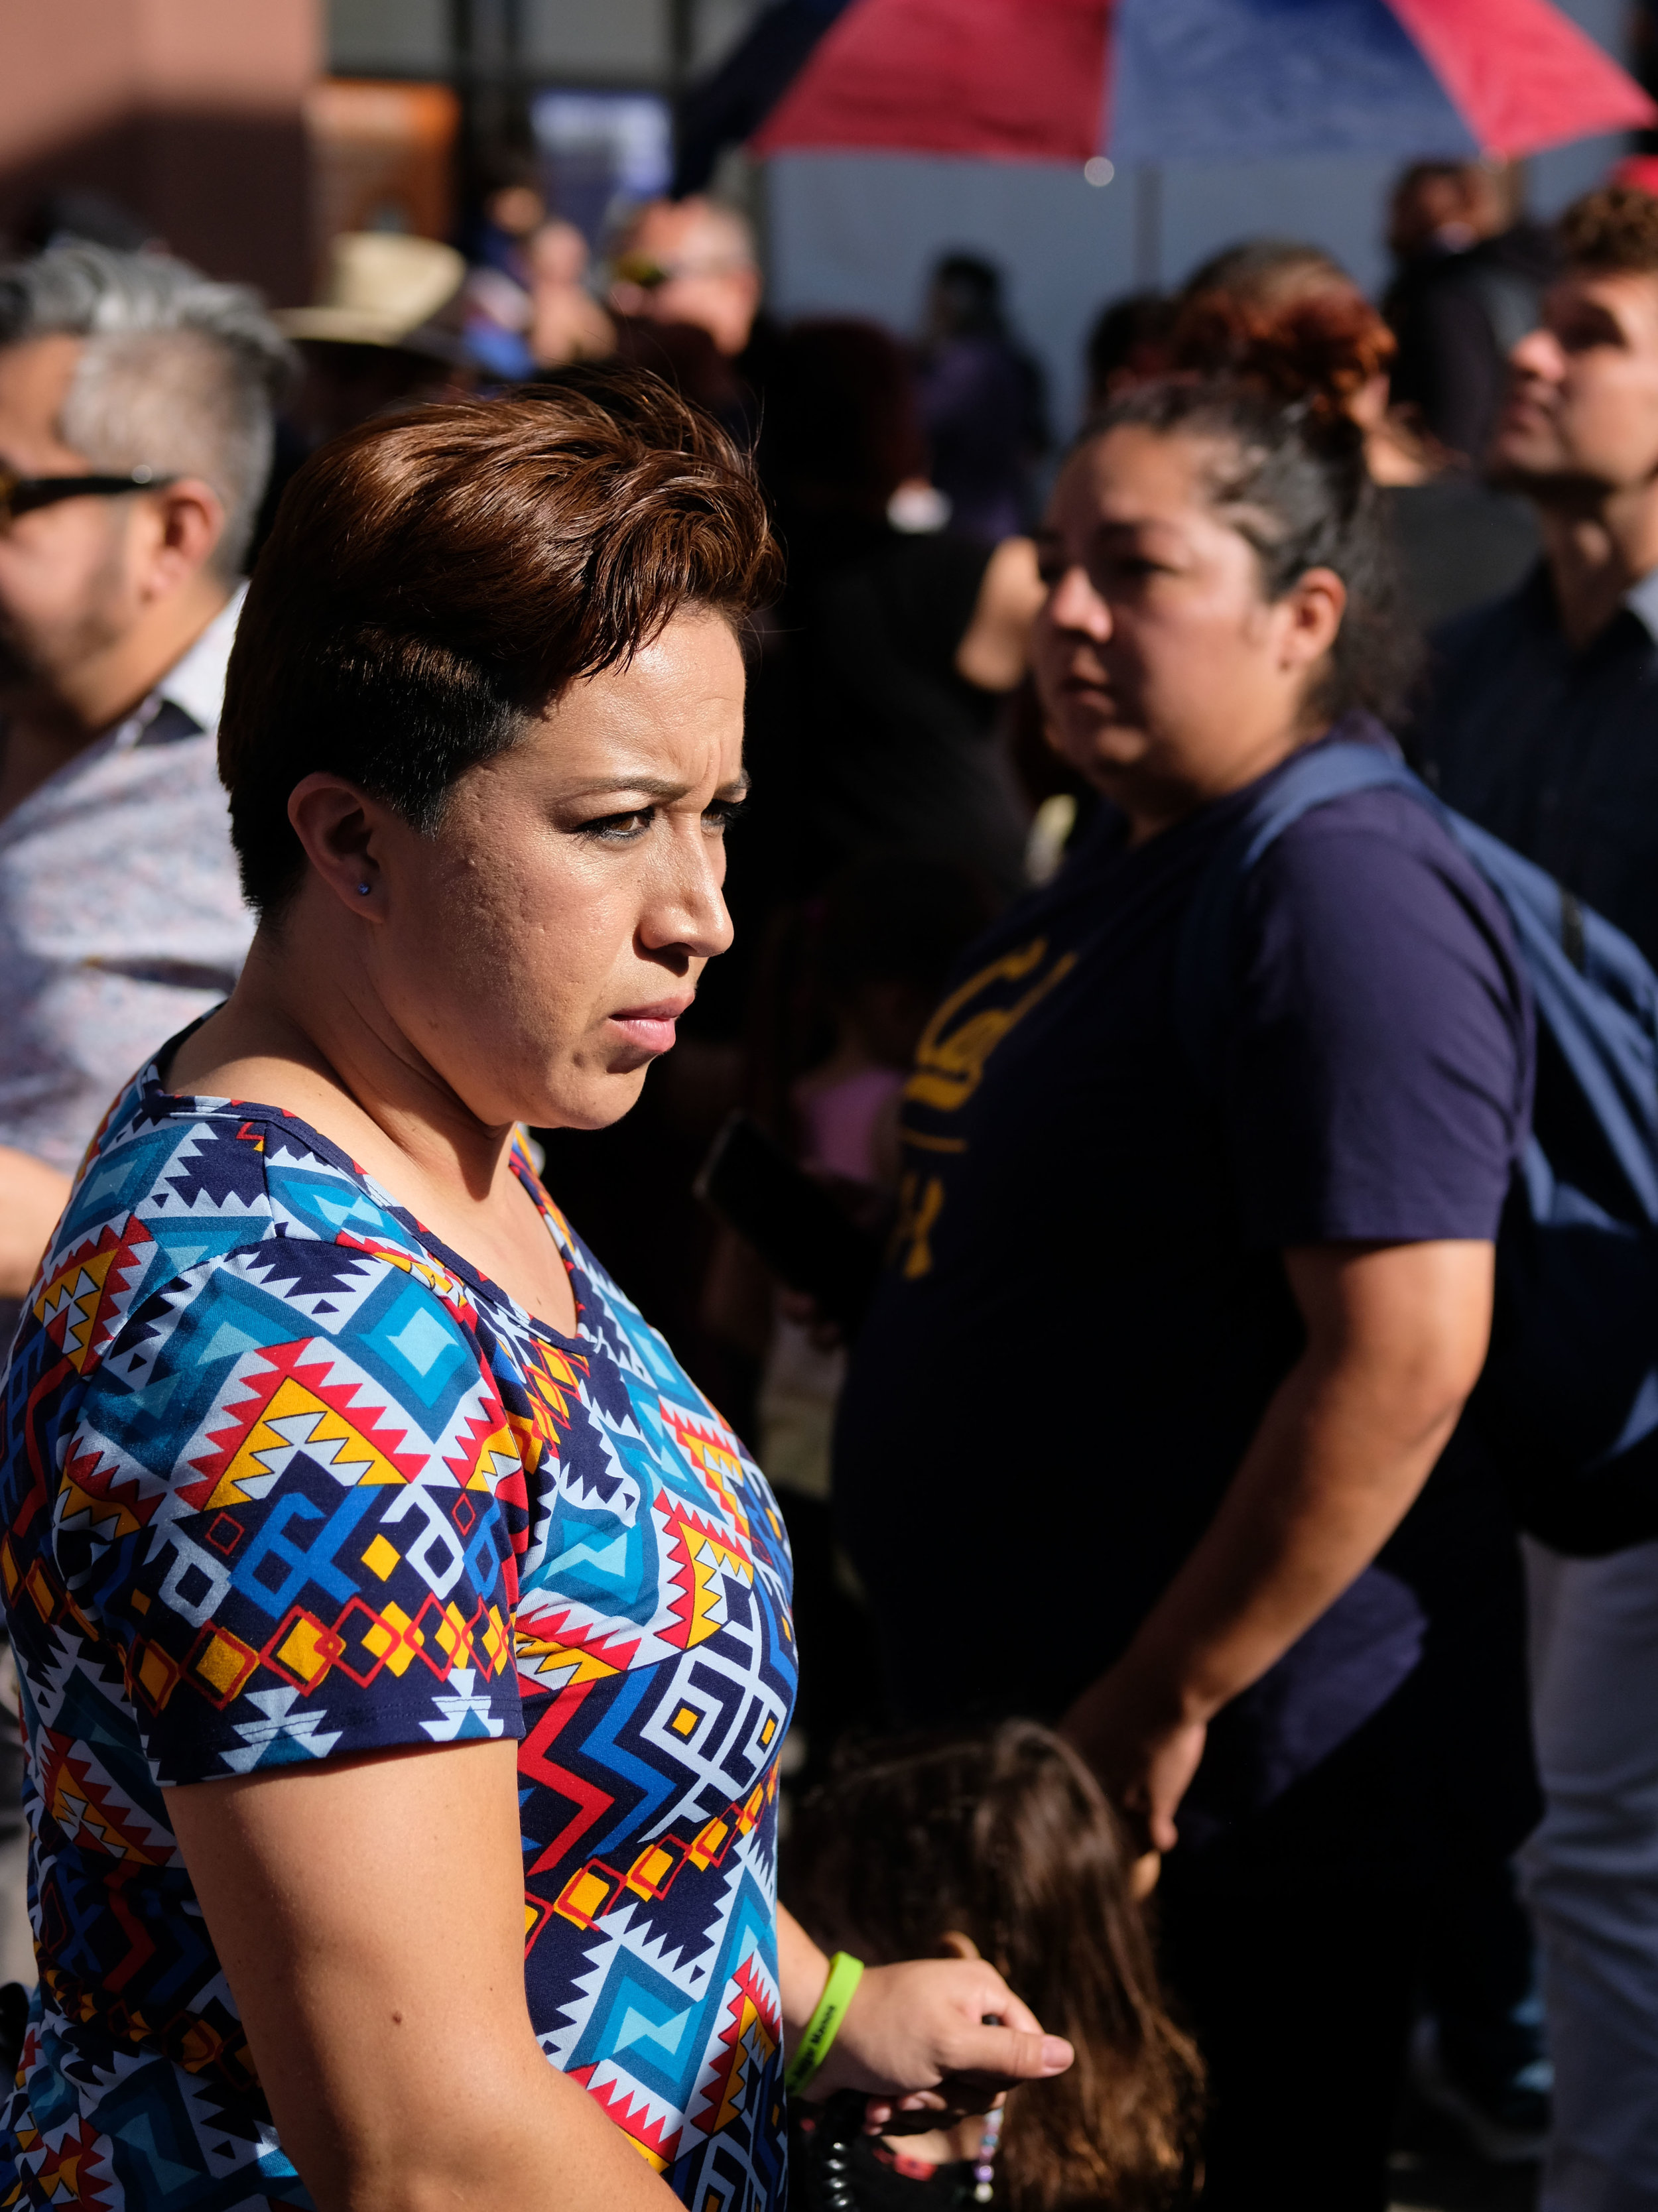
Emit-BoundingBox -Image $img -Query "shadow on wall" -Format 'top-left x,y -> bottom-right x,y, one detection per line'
0,110 -> 310,304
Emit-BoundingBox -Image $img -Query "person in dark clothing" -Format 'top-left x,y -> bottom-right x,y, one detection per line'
835,331 -> 1538,2212
1417,186 -> 1658,965
1385,158 -> 1558,463
916,253 -> 1049,541
1409,180 -> 1658,2212
751,316 -> 1041,913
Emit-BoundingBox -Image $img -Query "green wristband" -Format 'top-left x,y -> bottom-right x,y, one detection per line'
784,1951 -> 865,2099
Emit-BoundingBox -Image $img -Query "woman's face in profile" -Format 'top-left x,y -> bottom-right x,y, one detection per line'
1031,425 -> 1322,809
362,607 -> 747,1134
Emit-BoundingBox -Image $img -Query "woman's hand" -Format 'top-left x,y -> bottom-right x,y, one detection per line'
777,1908 -> 1072,2128
1060,1662 -> 1208,1853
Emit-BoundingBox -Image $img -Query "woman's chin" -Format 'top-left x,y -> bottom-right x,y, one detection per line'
533,1060 -> 655,1133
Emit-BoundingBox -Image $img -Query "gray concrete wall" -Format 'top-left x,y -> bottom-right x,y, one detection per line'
328,0 -> 762,84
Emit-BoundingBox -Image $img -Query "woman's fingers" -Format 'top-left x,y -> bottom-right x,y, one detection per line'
939,2024 -> 1074,2091
812,1957 -> 1072,2105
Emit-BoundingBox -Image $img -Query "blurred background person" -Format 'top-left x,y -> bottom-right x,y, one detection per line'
0,243 -> 290,1324
0,242 -> 288,1991
525,217 -> 615,369
915,250 -> 1049,541
608,194 -> 773,402
607,194 -> 763,359
754,315 -> 1041,910
599,196 -> 771,442
456,151 -> 547,381
1385,156 -> 1557,463
1415,182 -> 1658,2212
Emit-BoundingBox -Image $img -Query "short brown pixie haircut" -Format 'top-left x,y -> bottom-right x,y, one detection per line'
1559,184 -> 1658,276
219,364 -> 777,916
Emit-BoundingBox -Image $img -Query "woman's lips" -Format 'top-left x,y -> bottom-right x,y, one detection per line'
608,998 -> 693,1054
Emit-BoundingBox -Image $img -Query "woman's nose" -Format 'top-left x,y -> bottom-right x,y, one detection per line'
643,833 -> 733,961
1046,562 -> 1111,639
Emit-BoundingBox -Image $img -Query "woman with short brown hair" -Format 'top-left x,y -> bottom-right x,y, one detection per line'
0,367 -> 1070,2212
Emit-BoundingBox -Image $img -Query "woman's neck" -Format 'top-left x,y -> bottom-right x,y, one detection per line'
166,924 -> 581,1335
1108,718 -> 1322,847
167,924 -> 514,1211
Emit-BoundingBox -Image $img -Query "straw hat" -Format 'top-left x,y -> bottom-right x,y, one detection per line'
277,232 -> 467,355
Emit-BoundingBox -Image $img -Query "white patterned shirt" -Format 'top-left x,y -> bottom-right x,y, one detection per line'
0,585 -> 252,1172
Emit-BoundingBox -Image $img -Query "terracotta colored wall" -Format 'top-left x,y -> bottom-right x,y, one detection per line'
0,0 -> 323,306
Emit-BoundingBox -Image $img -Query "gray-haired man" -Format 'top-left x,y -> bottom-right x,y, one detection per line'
0,245 -> 292,1325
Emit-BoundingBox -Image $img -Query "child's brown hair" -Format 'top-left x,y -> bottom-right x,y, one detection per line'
784,1722 -> 1202,2210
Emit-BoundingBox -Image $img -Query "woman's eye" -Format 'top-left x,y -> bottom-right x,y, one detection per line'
704,797 -> 746,834
577,807 -> 655,842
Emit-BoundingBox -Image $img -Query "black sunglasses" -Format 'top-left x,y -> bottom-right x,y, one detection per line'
0,463 -> 175,524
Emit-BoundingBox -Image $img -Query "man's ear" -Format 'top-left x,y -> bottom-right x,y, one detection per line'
138,475 -> 226,601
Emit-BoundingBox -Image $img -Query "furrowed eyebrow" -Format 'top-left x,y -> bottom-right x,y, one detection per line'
563,774 -> 751,804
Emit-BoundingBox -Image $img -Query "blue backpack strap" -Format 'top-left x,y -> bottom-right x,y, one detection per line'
1174,740 -> 1426,1085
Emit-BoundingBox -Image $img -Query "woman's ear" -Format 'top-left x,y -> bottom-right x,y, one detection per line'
287,772 -> 389,919
1281,564 -> 1347,674
936,1928 -> 982,1961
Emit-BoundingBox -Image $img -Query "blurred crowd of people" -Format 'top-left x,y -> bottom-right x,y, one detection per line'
4,139 -> 1658,2212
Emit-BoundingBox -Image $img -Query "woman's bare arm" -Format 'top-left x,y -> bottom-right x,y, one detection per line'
167,1739 -> 680,2212
1062,1238 -> 1496,1849
954,537 -> 1045,692
0,1145 -> 68,1298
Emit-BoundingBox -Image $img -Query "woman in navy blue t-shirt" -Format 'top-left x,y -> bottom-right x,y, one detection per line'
836,336 -> 1537,2207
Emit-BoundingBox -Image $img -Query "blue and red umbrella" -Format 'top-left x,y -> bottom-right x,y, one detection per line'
674,0 -> 1654,190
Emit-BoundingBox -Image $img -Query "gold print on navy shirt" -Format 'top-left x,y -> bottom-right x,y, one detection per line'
893,1170 -> 946,1278
893,936 -> 1079,1277
904,938 -> 1079,1113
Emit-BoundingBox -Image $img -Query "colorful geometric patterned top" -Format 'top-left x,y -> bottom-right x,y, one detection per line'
0,1051 -> 797,2211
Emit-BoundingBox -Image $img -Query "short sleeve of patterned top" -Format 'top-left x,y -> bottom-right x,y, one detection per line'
0,1052 -> 797,2212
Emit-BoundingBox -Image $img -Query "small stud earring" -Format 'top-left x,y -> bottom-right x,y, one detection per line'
357,881 -> 371,896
